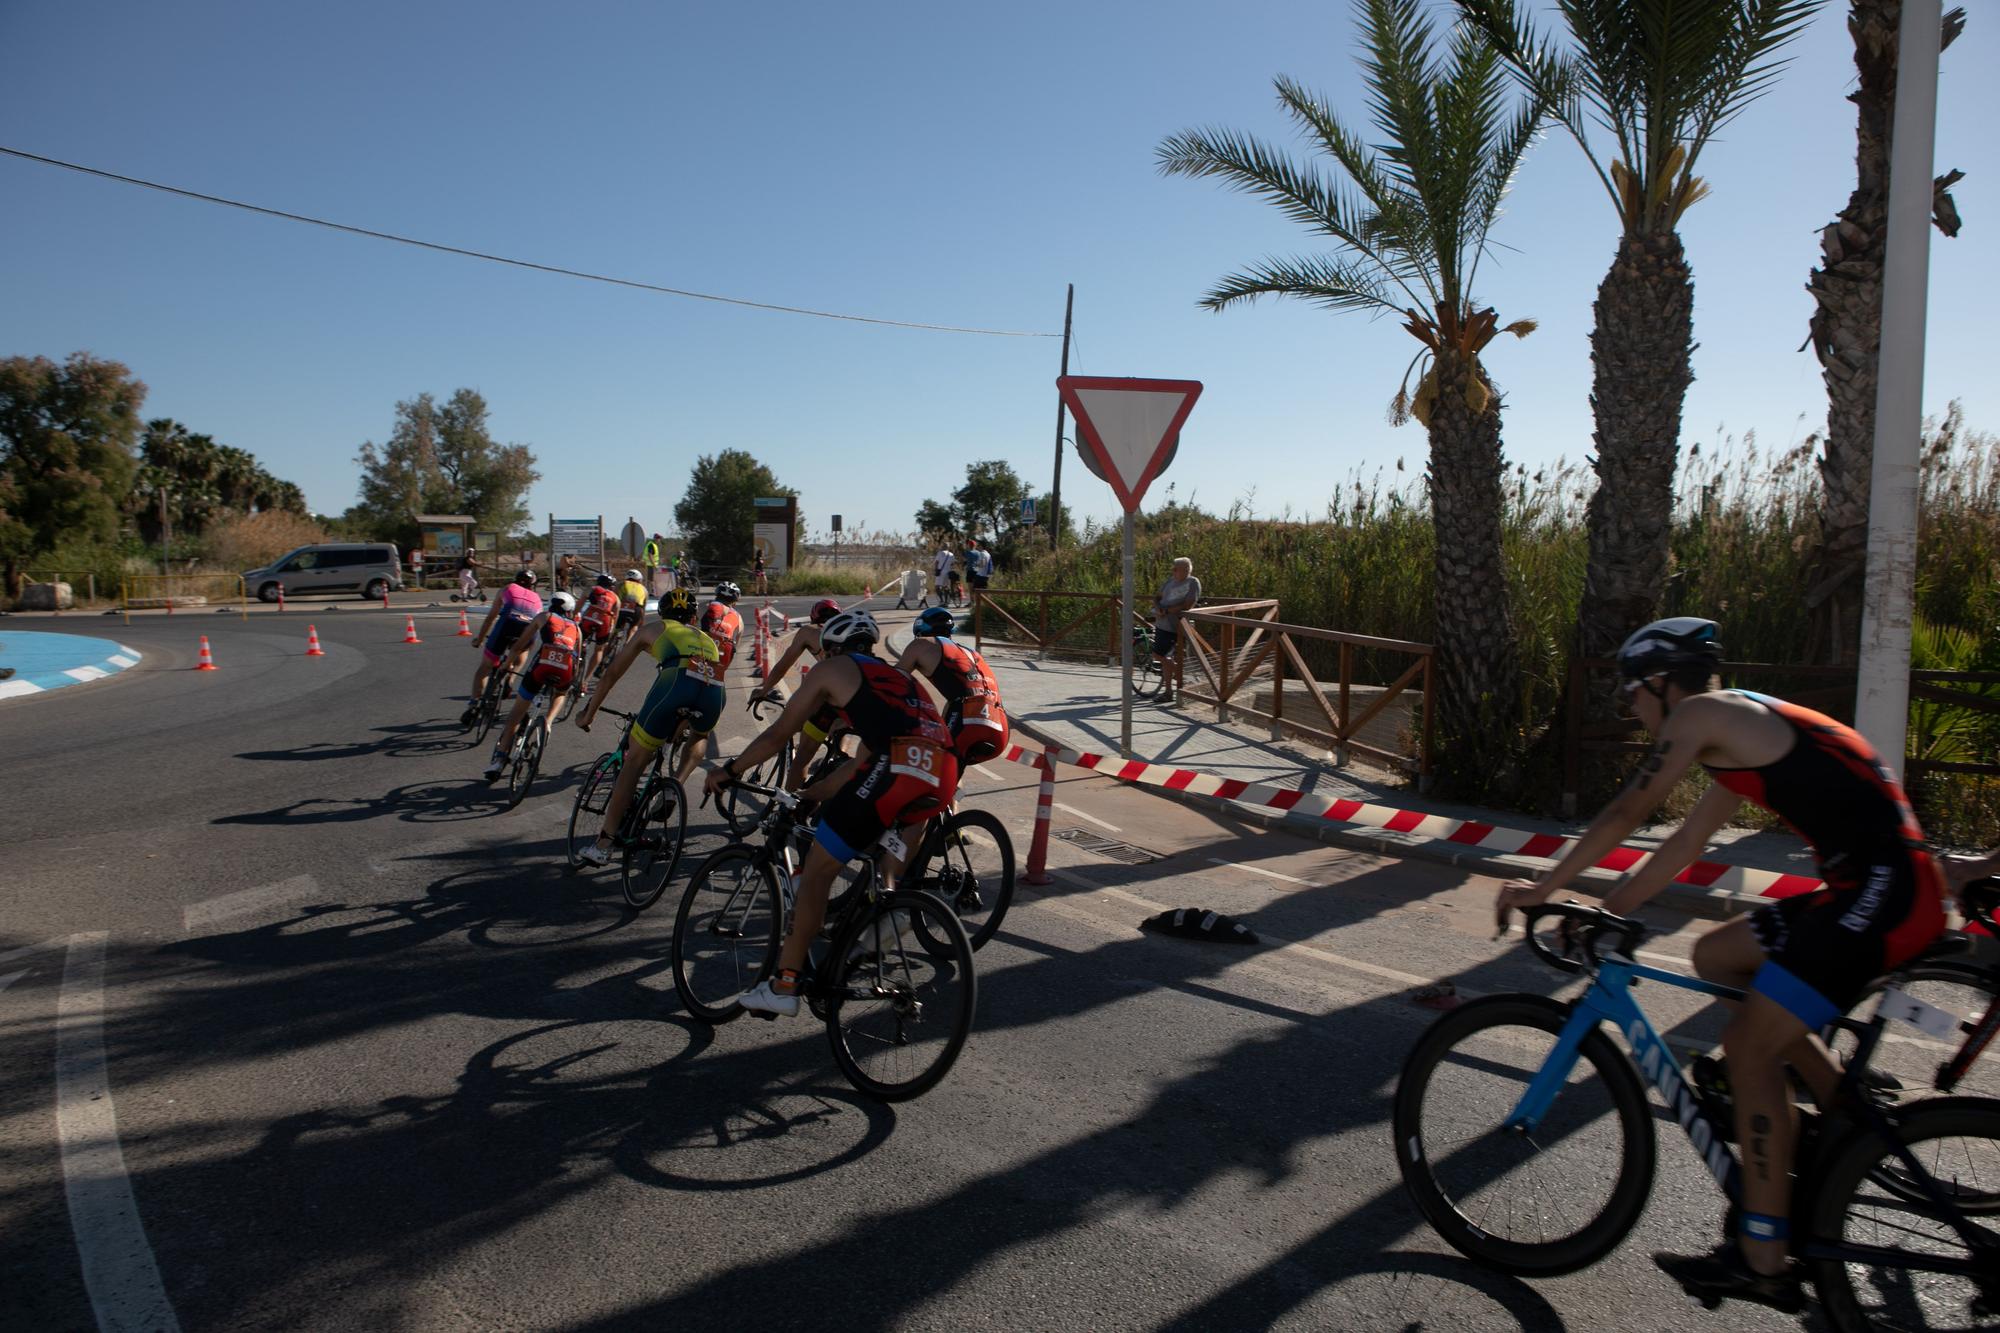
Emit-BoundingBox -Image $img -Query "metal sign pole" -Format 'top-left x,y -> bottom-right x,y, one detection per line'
1121,512 -> 1135,755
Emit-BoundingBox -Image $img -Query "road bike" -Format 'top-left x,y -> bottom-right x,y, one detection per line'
717,695 -> 794,836
670,780 -> 975,1102
466,665 -> 516,746
1394,901 -> 1998,1330
495,679 -> 559,809
567,706 -> 692,910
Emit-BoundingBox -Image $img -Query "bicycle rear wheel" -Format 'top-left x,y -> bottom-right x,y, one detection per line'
1393,994 -> 1655,1276
907,808 -> 1015,953
1836,961 -> 2000,1102
506,721 -> 546,809
567,751 -> 620,866
1806,1096 -> 2000,1332
473,676 -> 504,745
671,847 -> 780,1023
622,774 -> 688,910
719,740 -> 794,836
822,891 -> 975,1102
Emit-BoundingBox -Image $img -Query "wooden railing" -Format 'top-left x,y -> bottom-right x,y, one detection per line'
1176,604 -> 1435,783
971,589 -> 1130,661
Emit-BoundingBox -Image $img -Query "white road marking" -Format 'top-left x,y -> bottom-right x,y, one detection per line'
65,665 -> 109,682
1207,857 -> 1313,886
108,654 -> 138,669
0,969 -> 29,993
0,936 -> 69,967
0,679 -> 44,698
56,932 -> 182,1332
964,765 -> 1003,783
1053,802 -> 1122,834
182,874 -> 321,934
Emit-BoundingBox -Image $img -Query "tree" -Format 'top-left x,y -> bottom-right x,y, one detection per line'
675,449 -> 794,568
914,499 -> 957,542
1802,3 -> 1965,664
1459,0 -> 1821,684
1158,0 -> 1542,794
0,352 -> 146,586
351,390 -> 538,544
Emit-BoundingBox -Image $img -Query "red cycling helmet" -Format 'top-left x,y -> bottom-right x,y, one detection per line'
810,598 -> 841,625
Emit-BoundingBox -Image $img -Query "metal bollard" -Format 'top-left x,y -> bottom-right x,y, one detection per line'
1023,743 -> 1059,885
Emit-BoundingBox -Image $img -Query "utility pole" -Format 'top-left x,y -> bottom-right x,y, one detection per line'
1049,284 -> 1074,550
1855,0 -> 1942,775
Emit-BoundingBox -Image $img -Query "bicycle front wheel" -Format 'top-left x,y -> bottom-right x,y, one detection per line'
506,723 -> 546,809
567,751 -> 620,866
822,891 -> 975,1102
1393,994 -> 1655,1276
907,809 -> 1015,953
719,740 -> 793,836
1806,1096 -> 2000,1332
671,847 -> 780,1024
1836,962 -> 2000,1102
622,774 -> 687,910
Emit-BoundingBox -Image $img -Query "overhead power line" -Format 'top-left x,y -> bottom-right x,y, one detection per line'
1,145 -> 1060,338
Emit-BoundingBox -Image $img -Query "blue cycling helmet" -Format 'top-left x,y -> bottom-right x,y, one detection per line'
914,607 -> 956,638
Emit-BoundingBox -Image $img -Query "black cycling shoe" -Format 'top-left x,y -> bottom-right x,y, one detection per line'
459,706 -> 478,727
1655,1244 -> 1803,1315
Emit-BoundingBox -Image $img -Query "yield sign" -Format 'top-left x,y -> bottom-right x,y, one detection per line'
1057,376 -> 1203,513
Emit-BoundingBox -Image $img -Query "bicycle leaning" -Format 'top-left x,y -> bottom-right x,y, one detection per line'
566,706 -> 690,910
670,779 -> 976,1102
1394,901 -> 1999,1331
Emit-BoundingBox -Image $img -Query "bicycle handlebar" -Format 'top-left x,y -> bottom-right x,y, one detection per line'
1519,902 -> 1648,975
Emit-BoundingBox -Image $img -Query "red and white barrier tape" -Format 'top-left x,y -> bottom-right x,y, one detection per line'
995,739 -> 1823,902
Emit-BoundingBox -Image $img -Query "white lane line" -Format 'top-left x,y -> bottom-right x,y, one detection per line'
1207,857 -> 1313,887
108,655 -> 138,669
1052,802 -> 1122,834
964,765 -> 1003,783
65,665 -> 109,683
182,874 -> 321,934
56,932 -> 182,1333
0,969 -> 29,993
0,936 -> 70,967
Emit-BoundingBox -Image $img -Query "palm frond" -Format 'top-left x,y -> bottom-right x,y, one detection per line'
1198,254 -> 1405,319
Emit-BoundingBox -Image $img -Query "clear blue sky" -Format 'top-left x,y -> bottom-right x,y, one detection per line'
3,1 -> 1994,539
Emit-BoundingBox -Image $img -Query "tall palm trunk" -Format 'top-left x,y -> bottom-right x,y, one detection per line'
1576,230 -> 1696,661
1425,348 -> 1521,795
1804,1 -> 1964,665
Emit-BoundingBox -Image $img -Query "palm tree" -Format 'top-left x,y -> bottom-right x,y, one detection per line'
1158,0 -> 1543,794
1458,0 -> 1820,679
1802,3 -> 1964,664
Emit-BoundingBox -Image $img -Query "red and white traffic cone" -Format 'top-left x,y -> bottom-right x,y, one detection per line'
194,636 -> 218,671
277,582 -> 285,613
1023,743 -> 1058,885
304,624 -> 326,657
456,608 -> 472,637
402,615 -> 422,645
381,585 -> 391,610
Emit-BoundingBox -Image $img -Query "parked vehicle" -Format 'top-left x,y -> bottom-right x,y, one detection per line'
245,544 -> 404,602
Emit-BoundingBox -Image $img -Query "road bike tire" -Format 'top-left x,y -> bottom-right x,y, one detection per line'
1805,1096 -> 2000,1332
505,725 -> 543,809
671,846 -> 780,1024
907,808 -> 1015,954
473,677 -> 504,746
1393,994 -> 1655,1277
1835,958 -> 2000,1103
567,751 -> 620,866
622,774 -> 688,910
822,890 -> 975,1102
719,740 -> 794,837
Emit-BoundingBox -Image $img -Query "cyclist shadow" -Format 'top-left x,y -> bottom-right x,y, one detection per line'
236,721 -> 475,764
211,780 -> 518,828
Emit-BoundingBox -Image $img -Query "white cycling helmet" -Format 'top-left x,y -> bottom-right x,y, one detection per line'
818,609 -> 881,653
624,569 -> 643,582
550,591 -> 577,616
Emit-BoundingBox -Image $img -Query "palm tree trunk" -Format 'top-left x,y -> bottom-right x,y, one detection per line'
1425,349 -> 1521,797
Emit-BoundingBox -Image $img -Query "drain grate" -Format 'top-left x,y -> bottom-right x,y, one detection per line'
1052,827 -> 1163,864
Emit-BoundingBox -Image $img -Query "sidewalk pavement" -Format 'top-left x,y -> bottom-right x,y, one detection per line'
956,637 -> 1820,915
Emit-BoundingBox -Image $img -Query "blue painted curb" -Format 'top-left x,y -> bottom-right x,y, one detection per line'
0,631 -> 144,700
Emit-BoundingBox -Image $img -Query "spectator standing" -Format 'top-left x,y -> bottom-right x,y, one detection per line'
557,552 -> 578,594
752,548 -> 768,597
965,538 -> 994,599
1149,557 -> 1201,706
933,544 -> 956,608
644,534 -> 661,589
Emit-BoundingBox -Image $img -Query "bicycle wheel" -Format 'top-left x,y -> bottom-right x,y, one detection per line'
1836,961 -> 2000,1102
1393,994 -> 1655,1276
507,721 -> 546,809
822,890 -> 975,1102
473,678 -> 503,745
622,774 -> 688,910
672,847 -> 780,1023
1806,1096 -> 2000,1332
719,740 -> 794,836
907,809 -> 1015,953
567,751 -> 620,866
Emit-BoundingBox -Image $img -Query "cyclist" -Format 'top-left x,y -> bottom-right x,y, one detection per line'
1494,617 -> 1946,1312
750,598 -> 845,790
701,581 -> 745,676
573,586 -> 724,868
894,606 -> 1009,769
616,567 -> 649,638
577,573 -> 622,679
462,569 -> 542,725
705,609 -> 959,1016
483,592 -> 582,780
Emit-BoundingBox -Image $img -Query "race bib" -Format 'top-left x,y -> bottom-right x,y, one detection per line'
684,657 -> 719,683
879,829 -> 907,860
537,646 -> 574,671
889,737 -> 945,785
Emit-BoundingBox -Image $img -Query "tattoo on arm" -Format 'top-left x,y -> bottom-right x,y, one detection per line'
1632,740 -> 1673,793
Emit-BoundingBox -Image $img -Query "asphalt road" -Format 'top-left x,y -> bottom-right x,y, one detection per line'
0,606 -> 1805,1332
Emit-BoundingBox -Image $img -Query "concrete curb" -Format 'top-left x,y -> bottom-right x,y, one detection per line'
0,633 -> 144,701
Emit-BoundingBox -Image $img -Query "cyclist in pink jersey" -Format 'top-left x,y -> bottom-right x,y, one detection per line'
461,570 -> 544,723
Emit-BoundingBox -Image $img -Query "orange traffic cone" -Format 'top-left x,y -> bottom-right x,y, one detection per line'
402,615 -> 422,645
194,636 -> 218,671
305,625 -> 326,657
455,608 -> 472,637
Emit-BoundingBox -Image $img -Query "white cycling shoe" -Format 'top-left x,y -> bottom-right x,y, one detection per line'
576,841 -> 612,868
739,978 -> 800,1018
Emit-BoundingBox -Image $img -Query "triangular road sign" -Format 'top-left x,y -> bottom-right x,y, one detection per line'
1057,376 -> 1203,513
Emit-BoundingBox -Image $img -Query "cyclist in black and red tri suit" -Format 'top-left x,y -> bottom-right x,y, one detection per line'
1496,617 -> 1947,1314
895,605 -> 1010,769
707,610 -> 959,1017
700,581 -> 745,676
749,597 -> 846,789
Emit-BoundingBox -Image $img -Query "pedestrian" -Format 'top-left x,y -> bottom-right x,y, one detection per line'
752,548 -> 769,597
965,537 -> 994,600
557,552 -> 578,594
1148,556 -> 1201,705
457,549 -> 483,602
644,534 -> 662,589
933,544 -> 956,608
410,547 -> 425,585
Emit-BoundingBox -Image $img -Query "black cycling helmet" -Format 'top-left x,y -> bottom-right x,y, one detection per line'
595,573 -> 617,590
658,586 -> 696,622
810,598 -> 841,626
914,607 -> 956,638
1617,617 -> 1721,681
514,568 -> 538,587
715,581 -> 741,604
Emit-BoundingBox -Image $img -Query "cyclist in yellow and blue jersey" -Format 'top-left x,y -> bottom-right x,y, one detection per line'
617,569 -> 650,629
574,586 -> 723,868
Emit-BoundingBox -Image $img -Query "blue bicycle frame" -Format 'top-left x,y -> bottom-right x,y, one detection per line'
1506,953 -> 1747,1203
